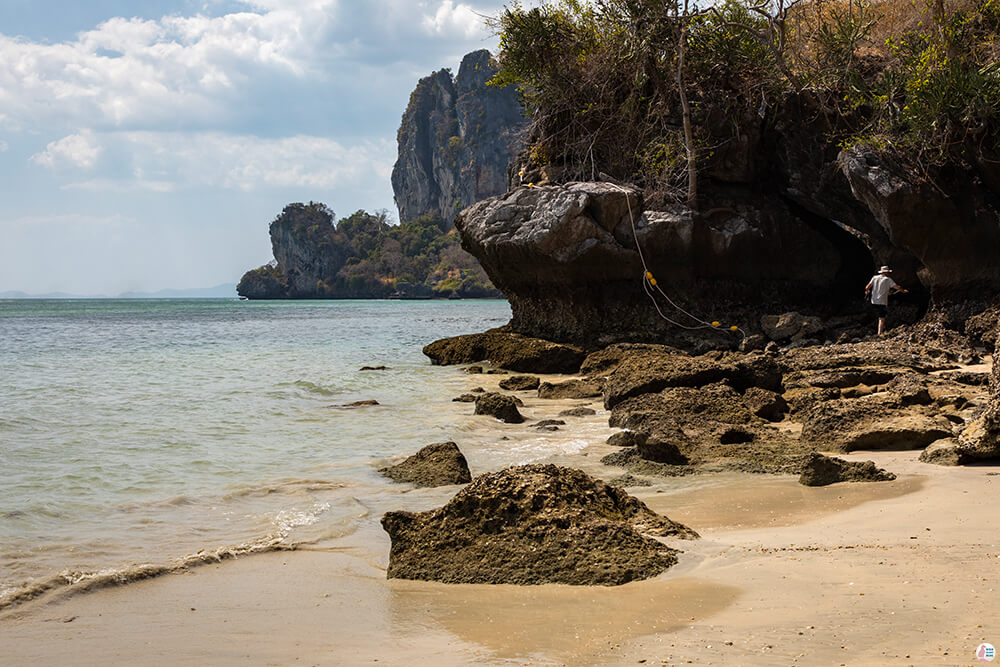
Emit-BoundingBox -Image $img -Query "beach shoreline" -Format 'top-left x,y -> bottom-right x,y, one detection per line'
3,437 -> 998,664
3,347 -> 998,665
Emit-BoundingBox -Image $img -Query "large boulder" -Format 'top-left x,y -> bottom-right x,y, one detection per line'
423,330 -> 585,373
601,348 -> 782,409
801,394 -> 953,452
380,464 -> 697,585
798,453 -> 896,486
379,442 -> 472,487
474,392 -> 525,423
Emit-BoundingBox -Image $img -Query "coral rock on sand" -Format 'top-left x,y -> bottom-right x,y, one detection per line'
956,340 -> 1000,460
919,438 -> 971,466
379,442 -> 472,487
499,375 -> 541,391
798,452 -> 897,486
800,395 -> 953,452
537,378 -> 603,399
474,392 -> 525,423
601,349 -> 782,410
423,329 -> 585,373
380,464 -> 697,585
559,407 -> 596,417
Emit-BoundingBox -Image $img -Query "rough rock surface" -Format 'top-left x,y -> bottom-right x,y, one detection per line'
560,407 -> 597,417
499,375 -> 541,391
743,387 -> 790,421
379,442 -> 472,487
537,379 -> 603,399
455,182 -> 860,347
601,348 -> 782,409
798,453 -> 896,486
761,312 -> 824,343
800,394 -> 953,452
919,438 -> 972,466
474,392 -> 525,423
391,50 -> 527,225
956,340 -> 1000,460
423,330 -> 585,373
380,465 -> 696,585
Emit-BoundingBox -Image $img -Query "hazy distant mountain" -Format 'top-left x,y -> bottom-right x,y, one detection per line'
0,290 -> 100,299
117,283 -> 238,298
1,284 -> 238,299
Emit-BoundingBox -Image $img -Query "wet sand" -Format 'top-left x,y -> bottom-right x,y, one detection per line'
3,362 -> 1000,665
3,449 -> 998,665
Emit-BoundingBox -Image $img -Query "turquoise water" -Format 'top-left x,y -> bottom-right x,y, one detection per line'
4,298 -> 606,603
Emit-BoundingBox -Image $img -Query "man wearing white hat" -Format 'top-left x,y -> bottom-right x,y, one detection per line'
865,266 -> 909,335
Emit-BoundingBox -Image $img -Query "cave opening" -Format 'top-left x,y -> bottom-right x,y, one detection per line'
786,198 -> 932,323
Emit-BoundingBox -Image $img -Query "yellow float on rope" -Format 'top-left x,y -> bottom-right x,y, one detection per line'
730,325 -> 739,332
645,271 -> 653,280
711,321 -> 721,327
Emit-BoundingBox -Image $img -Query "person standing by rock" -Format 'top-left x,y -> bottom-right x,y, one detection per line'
865,266 -> 908,335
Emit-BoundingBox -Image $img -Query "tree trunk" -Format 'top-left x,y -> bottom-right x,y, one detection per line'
676,0 -> 697,211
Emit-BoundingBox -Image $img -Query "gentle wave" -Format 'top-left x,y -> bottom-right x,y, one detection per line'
0,499 -> 339,611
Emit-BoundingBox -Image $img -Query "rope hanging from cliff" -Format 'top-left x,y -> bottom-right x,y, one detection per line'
607,182 -> 747,339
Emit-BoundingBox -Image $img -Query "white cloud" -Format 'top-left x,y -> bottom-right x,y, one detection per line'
0,140 -> 7,152
0,1 -> 500,134
50,130 -> 396,192
31,130 -> 102,168
422,1 -> 485,38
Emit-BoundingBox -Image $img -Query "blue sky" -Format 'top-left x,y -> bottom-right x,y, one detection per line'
0,0 -> 505,295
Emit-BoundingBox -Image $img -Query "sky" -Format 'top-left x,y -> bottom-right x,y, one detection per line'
0,0 -> 506,295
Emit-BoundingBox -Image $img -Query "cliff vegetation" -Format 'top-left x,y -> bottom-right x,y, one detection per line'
493,0 -> 1000,207
237,203 -> 498,299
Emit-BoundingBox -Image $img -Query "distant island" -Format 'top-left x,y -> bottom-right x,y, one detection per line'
236,204 -> 498,299
237,50 -> 525,301
1,284 -> 237,299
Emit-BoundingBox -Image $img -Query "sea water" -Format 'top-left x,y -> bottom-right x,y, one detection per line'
0,298 -> 615,607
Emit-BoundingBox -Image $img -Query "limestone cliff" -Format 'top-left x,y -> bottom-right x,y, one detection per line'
391,50 -> 527,225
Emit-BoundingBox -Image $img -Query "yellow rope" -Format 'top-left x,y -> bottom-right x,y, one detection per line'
608,183 -> 747,340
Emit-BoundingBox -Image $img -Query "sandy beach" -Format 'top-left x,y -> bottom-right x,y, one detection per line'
3,440 -> 997,666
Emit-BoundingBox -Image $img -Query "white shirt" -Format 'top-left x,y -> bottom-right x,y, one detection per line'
868,274 -> 898,305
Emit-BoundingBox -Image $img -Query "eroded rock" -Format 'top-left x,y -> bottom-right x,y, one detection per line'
798,453 -> 896,486
423,330 -> 585,373
474,392 -> 525,423
381,464 -> 697,585
379,442 -> 472,487
538,378 -> 603,399
499,375 -> 541,391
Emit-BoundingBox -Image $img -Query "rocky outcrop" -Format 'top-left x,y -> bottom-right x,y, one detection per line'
798,453 -> 896,486
451,104 -> 998,348
474,392 -> 525,423
392,50 -> 527,225
956,340 -> 1000,460
600,347 -> 782,409
379,442 -> 472,487
538,378 -> 603,399
380,464 -> 696,585
423,329 -> 585,373
800,394 -> 953,452
456,182 -> 862,346
499,375 -> 540,391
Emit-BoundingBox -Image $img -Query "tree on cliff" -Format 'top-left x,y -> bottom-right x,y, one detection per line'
491,0 -> 1000,207
237,206 -> 498,300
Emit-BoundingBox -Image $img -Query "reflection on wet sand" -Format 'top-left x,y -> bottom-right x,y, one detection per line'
387,576 -> 740,663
